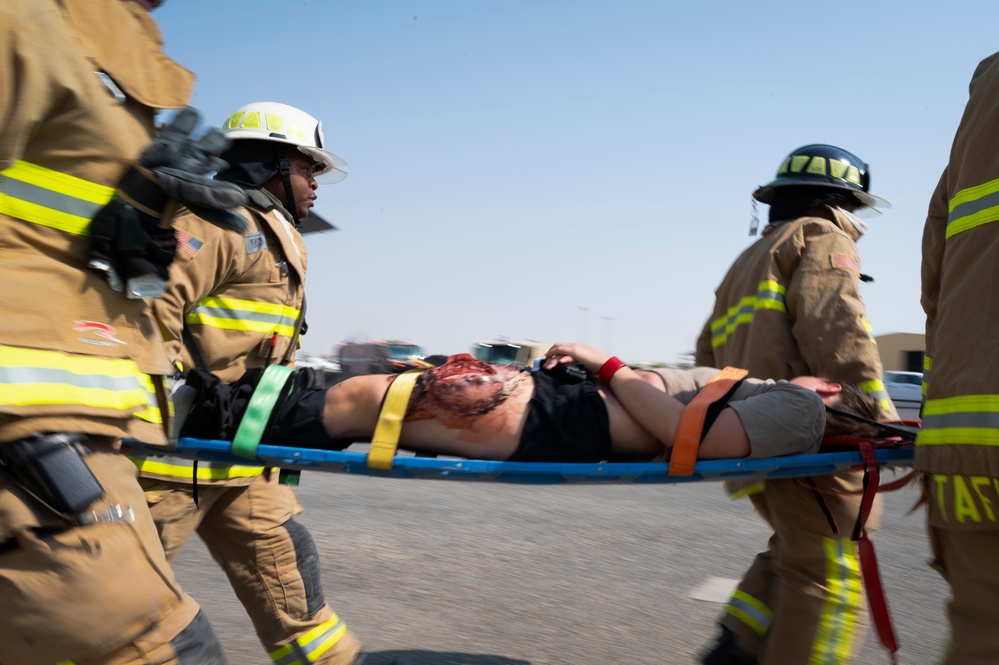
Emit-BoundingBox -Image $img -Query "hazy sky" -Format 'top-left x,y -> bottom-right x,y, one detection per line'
155,1 -> 996,364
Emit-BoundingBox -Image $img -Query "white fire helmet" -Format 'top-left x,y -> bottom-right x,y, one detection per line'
221,101 -> 347,183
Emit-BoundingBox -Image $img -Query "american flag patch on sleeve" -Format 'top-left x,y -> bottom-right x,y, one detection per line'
175,230 -> 204,257
830,253 -> 859,272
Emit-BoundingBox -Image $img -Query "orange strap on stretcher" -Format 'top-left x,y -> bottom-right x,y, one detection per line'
668,366 -> 748,476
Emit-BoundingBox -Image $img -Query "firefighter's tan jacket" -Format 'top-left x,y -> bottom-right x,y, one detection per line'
918,51 -> 999,510
695,205 -> 891,412
132,189 -> 308,484
0,0 -> 193,444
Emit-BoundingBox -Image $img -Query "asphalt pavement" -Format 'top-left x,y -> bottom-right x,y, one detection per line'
174,469 -> 948,664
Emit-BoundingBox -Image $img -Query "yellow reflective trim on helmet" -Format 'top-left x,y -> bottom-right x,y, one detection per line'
242,111 -> 262,129
791,155 -> 810,172
265,113 -> 285,132
225,111 -> 245,129
807,157 -> 827,176
285,119 -> 306,141
777,157 -> 791,174
829,159 -> 848,180
845,165 -> 861,185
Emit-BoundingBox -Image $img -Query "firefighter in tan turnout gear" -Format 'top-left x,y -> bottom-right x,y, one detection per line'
695,144 -> 897,665
0,0 -> 249,662
919,50 -> 999,665
129,102 -> 366,665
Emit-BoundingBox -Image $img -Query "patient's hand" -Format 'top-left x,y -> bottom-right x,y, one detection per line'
545,342 -> 611,376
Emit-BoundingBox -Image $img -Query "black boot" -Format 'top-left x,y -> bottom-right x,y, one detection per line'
700,627 -> 759,665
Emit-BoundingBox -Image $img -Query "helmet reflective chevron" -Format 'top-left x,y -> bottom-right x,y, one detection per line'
221,101 -> 347,183
753,144 -> 889,210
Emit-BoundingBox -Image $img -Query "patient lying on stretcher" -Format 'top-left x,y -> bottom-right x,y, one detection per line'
194,342 -> 883,463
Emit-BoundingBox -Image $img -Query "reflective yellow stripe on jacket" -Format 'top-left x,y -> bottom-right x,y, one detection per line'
918,394 -> 999,446
947,176 -> 999,239
710,280 -> 788,349
858,378 -> 892,413
0,345 -> 159,421
0,160 -> 113,234
130,453 -> 265,480
186,296 -> 301,337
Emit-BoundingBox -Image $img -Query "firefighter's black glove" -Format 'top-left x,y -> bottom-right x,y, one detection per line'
87,199 -> 177,298
87,107 -> 249,297
117,106 -> 250,233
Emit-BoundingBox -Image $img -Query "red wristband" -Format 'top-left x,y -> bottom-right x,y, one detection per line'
598,356 -> 627,384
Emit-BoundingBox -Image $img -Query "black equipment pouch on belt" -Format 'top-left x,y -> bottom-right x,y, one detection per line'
1,433 -> 106,514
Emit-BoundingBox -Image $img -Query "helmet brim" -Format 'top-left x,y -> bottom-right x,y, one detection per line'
753,181 -> 890,211
300,146 -> 348,184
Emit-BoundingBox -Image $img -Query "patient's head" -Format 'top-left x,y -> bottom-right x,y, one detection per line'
790,377 -> 882,439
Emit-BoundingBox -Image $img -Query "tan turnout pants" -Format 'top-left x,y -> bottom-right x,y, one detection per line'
0,440 -> 217,664
141,472 -> 361,665
720,470 -> 880,664
928,511 -> 999,663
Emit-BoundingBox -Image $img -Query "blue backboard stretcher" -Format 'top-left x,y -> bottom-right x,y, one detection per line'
125,438 -> 916,485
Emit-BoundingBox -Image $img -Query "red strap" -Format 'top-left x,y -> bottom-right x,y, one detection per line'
668,367 -> 748,476
797,440 -> 902,663
859,535 -> 900,664
854,441 -> 900,664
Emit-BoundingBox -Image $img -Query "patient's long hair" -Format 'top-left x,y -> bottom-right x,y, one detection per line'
823,383 -> 883,439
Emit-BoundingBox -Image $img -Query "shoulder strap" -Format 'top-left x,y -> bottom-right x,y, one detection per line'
280,293 -> 307,366
181,322 -> 210,372
668,367 -> 749,476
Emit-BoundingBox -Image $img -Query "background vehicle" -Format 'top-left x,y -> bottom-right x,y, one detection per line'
337,340 -> 432,375
472,339 -> 549,369
883,370 -> 922,420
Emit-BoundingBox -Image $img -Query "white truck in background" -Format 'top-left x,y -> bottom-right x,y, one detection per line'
472,339 -> 550,369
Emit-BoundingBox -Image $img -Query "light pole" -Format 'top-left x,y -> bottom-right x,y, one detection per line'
577,306 -> 589,343
600,315 -> 615,352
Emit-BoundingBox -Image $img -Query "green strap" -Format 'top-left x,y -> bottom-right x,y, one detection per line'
231,365 -> 295,459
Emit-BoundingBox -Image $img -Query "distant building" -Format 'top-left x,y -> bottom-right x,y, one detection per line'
876,332 -> 924,373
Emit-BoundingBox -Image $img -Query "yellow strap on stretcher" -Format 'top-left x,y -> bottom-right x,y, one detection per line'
367,369 -> 424,470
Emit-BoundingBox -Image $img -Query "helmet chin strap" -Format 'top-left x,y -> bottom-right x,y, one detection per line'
274,155 -> 302,228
